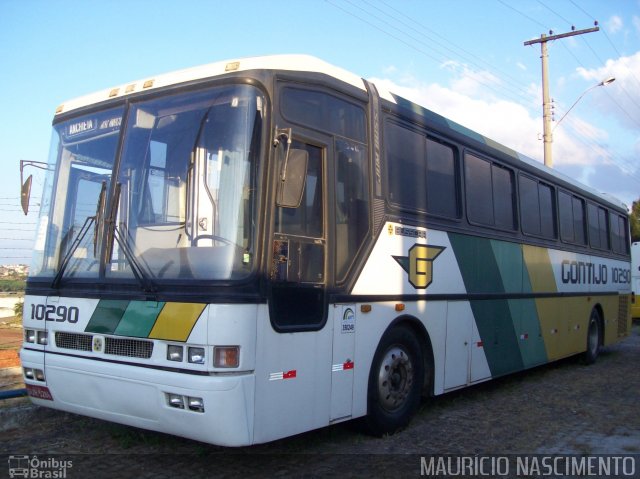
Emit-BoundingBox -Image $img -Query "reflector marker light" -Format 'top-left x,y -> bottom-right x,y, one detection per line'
269,370 -> 297,381
332,360 -> 354,372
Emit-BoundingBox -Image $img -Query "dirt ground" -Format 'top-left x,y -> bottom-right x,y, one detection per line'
0,322 -> 639,478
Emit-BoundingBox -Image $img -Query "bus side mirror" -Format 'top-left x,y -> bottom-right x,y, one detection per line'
277,149 -> 308,208
20,160 -> 48,216
21,174 -> 33,216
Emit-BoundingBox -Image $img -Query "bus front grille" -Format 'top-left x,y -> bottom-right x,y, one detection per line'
105,337 -> 153,359
55,332 -> 153,359
55,332 -> 92,352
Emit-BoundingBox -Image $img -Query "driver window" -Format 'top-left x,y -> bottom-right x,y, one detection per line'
275,141 -> 323,238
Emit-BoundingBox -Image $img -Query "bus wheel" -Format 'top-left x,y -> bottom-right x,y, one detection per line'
583,309 -> 602,365
363,326 -> 424,436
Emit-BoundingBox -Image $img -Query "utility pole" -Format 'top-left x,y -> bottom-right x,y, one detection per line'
524,25 -> 599,168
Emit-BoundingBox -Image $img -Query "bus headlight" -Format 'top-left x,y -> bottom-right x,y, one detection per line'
37,331 -> 48,345
25,329 -> 36,343
167,393 -> 184,409
213,346 -> 239,368
187,397 -> 205,413
167,345 -> 183,362
188,347 -> 205,365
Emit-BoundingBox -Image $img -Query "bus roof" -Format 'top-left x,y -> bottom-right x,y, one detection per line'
54,54 -> 368,116
54,54 -> 627,212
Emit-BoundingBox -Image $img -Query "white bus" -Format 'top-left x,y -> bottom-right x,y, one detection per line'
631,242 -> 640,318
20,55 -> 632,446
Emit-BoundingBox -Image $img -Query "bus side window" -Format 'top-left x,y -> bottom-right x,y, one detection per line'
335,139 -> 369,281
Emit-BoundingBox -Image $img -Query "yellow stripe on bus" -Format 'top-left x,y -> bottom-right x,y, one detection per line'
522,245 -> 557,294
148,302 -> 206,341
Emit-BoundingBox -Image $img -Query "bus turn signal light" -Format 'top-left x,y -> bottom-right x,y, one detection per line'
214,346 -> 239,368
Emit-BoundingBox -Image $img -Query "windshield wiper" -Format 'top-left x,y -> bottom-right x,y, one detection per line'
106,183 -> 157,294
51,181 -> 107,289
51,215 -> 96,289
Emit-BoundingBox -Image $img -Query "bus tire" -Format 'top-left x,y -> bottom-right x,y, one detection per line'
363,325 -> 424,436
583,309 -> 602,365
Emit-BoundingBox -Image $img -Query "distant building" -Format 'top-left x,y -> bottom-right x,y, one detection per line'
0,264 -> 28,277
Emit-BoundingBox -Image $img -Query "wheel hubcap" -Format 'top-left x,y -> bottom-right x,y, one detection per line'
377,346 -> 414,412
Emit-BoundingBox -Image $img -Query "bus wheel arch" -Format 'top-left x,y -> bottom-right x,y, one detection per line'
362,316 -> 433,436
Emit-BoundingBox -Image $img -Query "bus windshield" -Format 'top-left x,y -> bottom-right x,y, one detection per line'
31,84 -> 265,284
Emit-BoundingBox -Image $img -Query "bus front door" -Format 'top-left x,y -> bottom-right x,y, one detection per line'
330,304 -> 356,421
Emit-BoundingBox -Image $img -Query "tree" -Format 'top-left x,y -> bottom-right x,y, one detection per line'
630,199 -> 640,243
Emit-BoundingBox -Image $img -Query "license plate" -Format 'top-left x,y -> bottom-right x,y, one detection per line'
25,384 -> 53,401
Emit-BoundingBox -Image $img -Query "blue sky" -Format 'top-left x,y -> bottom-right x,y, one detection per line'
1,0 -> 639,265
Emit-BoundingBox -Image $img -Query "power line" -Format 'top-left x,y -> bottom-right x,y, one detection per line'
373,0 -> 533,100
568,0 -> 595,22
327,0 -> 534,106
537,0 -> 574,28
328,0 -> 639,189
497,0 -> 549,30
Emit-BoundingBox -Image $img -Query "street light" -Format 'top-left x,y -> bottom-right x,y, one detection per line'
552,76 -> 616,132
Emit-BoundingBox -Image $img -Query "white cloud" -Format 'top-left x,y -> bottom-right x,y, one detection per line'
368,65 -> 640,205
369,73 -> 602,167
382,65 -> 397,75
606,15 -> 624,34
575,51 -> 640,131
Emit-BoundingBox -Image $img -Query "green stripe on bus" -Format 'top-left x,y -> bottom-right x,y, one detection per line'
469,299 -> 524,376
490,240 -> 548,366
519,255 -> 549,366
114,301 -> 166,338
508,298 -> 548,368
85,299 -> 129,334
490,240 -> 523,293
448,233 -> 504,294
449,233 -> 524,377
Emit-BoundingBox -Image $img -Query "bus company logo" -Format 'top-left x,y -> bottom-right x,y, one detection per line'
393,244 -> 445,289
92,335 -> 104,353
8,455 -> 72,478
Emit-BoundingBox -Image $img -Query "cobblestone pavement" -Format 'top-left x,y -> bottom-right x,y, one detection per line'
1,324 -> 639,478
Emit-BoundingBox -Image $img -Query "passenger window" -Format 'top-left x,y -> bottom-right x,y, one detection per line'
426,138 -> 459,218
386,123 -> 426,211
558,191 -> 586,245
611,214 -> 630,254
588,203 -> 609,250
519,175 -> 556,238
465,153 -> 515,230
385,123 -> 459,219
